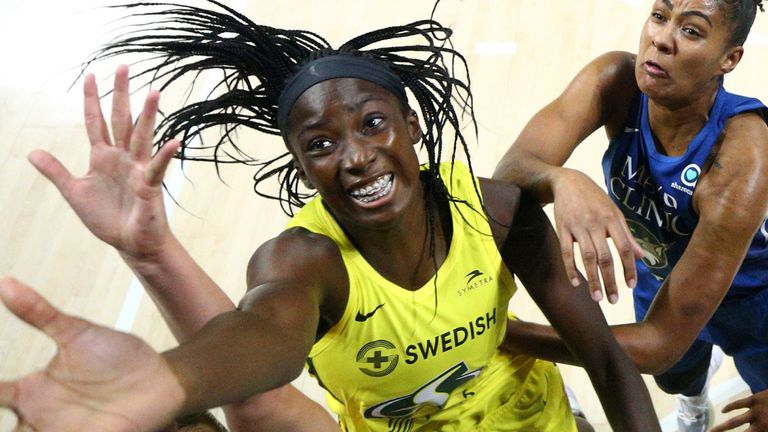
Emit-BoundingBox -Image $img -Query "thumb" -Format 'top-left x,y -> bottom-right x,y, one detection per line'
28,150 -> 74,197
0,278 -> 78,344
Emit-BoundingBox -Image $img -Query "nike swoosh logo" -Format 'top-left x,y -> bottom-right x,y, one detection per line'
355,303 -> 385,322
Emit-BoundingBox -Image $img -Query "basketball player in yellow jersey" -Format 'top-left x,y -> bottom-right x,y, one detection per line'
288,162 -> 573,431
2,3 -> 659,431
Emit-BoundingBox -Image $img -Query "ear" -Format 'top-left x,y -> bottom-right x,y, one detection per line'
292,159 -> 315,189
720,45 -> 744,75
406,109 -> 423,145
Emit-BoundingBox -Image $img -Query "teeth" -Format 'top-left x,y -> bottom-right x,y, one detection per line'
350,174 -> 393,203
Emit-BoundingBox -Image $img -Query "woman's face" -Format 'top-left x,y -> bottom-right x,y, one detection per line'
285,78 -> 423,231
636,0 -> 743,106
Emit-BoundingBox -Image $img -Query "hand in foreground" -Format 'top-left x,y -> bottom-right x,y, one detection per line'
0,278 -> 184,432
552,169 -> 644,303
711,390 -> 768,432
28,65 -> 180,260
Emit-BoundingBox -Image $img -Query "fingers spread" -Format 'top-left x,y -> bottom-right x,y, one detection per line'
111,65 -> 134,150
27,150 -> 73,197
572,230 -> 603,302
558,229 -> 581,287
590,230 -> 618,304
0,278 -> 73,343
710,411 -> 751,432
145,139 -> 180,186
131,90 -> 161,161
83,74 -> 112,147
609,223 -> 639,289
722,395 -> 755,412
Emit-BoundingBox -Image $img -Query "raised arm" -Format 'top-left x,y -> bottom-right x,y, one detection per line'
29,66 -> 340,432
481,178 -> 659,431
492,51 -> 644,303
28,66 -> 232,340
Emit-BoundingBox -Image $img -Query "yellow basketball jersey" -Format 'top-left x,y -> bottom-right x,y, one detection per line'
287,162 -> 575,432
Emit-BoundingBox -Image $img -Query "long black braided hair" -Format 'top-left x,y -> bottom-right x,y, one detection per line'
81,0 -> 479,217
82,0 -> 485,318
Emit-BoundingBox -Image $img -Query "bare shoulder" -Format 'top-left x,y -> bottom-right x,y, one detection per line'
247,227 -> 345,285
478,177 -> 521,247
695,111 -> 768,226
573,51 -> 636,92
246,227 -> 349,325
589,51 -> 639,135
558,51 -> 638,138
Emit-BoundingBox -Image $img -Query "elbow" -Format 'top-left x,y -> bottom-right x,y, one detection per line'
638,352 -> 681,375
273,345 -> 310,389
616,324 -> 687,375
629,337 -> 687,375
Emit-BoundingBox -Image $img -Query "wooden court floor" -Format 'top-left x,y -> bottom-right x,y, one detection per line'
1,0 -> 766,430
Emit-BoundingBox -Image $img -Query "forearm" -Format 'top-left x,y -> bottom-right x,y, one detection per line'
223,386 -> 339,432
492,145 -> 563,203
121,235 -> 234,341
163,309 -> 313,417
506,319 -> 660,429
504,318 -> 677,374
502,320 -> 578,365
584,343 -> 659,431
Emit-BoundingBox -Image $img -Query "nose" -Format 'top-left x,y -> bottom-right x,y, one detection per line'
651,25 -> 674,55
341,136 -> 376,174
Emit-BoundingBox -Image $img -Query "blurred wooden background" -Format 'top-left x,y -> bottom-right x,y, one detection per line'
1,0 -> 765,430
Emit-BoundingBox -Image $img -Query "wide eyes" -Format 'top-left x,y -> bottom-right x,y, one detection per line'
682,27 -> 701,38
305,114 -> 387,154
308,138 -> 333,152
649,9 -> 706,39
364,116 -> 384,130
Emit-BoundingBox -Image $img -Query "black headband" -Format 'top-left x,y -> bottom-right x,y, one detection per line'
277,54 -> 408,132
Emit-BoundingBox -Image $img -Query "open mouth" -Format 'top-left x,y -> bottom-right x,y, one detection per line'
643,61 -> 668,78
349,173 -> 394,204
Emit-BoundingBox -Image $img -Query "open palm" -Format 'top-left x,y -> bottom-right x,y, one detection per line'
0,278 -> 184,432
28,66 -> 180,258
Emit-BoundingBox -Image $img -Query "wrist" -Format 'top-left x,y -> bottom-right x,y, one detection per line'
549,167 -> 584,196
120,234 -> 181,274
162,347 -> 202,418
531,165 -> 572,203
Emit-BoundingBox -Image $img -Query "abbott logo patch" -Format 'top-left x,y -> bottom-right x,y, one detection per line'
357,340 -> 399,377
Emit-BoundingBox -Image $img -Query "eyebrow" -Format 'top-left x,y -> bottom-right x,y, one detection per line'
660,0 -> 713,27
682,10 -> 713,27
296,95 -> 388,136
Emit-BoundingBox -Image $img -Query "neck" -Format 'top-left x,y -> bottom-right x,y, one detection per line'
647,83 -> 719,156
343,184 -> 449,291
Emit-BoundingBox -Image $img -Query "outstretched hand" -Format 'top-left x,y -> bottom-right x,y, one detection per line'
0,278 -> 185,432
711,390 -> 768,432
28,65 -> 180,260
552,169 -> 644,303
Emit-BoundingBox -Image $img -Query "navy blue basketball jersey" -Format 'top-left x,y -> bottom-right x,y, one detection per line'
602,85 -> 768,300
